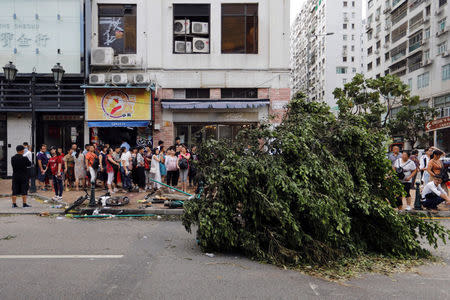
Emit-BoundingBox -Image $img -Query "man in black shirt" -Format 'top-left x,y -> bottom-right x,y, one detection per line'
11,145 -> 32,208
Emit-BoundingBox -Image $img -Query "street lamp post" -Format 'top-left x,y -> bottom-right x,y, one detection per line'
3,62 -> 65,193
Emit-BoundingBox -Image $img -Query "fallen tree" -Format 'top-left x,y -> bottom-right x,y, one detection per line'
183,96 -> 449,266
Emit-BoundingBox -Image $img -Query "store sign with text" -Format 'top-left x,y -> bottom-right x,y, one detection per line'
86,88 -> 152,121
425,116 -> 450,132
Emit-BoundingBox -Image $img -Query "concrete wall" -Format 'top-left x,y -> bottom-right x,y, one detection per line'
7,113 -> 32,176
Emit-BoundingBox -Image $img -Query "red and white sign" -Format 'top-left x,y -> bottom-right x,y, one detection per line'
425,116 -> 450,132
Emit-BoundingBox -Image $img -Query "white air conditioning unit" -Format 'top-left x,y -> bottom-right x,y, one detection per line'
375,49 -> 380,55
423,16 -> 430,23
174,41 -> 192,53
193,37 -> 209,53
117,54 -> 138,66
443,51 -> 450,58
191,22 -> 209,34
132,73 -> 150,85
423,59 -> 433,66
89,73 -> 106,85
91,47 -> 114,66
111,73 -> 128,85
384,43 -> 389,49
375,15 -> 380,22
174,19 -> 190,34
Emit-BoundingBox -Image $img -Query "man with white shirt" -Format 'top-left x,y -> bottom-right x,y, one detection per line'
120,147 -> 132,192
421,176 -> 450,210
419,147 -> 432,184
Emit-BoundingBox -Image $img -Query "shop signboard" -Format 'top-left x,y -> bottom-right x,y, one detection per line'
0,0 -> 82,73
425,116 -> 450,132
86,88 -> 152,121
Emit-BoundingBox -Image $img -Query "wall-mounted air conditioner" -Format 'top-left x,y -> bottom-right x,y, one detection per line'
89,73 -> 106,85
91,47 -> 114,66
191,22 -> 209,34
193,38 -> 209,53
174,41 -> 192,53
443,51 -> 450,58
174,19 -> 190,34
117,54 -> 138,66
111,73 -> 128,85
132,73 -> 150,85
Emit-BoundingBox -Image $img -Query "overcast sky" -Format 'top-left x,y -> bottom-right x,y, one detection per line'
290,0 -> 366,24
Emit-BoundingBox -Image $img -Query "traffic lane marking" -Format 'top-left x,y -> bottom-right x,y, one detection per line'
0,255 -> 124,259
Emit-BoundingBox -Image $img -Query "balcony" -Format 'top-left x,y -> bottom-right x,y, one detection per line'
383,6 -> 392,14
436,26 -> 449,37
409,41 -> 422,53
408,61 -> 422,73
392,51 -> 406,63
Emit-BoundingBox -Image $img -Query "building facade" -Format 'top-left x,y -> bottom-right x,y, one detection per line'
0,0 -> 86,176
291,0 -> 363,108
86,0 -> 291,148
365,0 -> 450,151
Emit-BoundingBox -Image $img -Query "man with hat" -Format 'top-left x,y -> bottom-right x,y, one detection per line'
11,145 -> 32,208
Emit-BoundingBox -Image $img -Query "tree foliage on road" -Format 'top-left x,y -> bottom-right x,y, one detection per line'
183,94 -> 449,266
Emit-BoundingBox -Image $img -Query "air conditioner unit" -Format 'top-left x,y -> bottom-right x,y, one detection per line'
174,19 -> 190,34
91,47 -> 114,66
435,9 -> 443,16
191,22 -> 209,34
193,38 -> 209,53
443,51 -> 450,58
375,15 -> 380,22
111,73 -> 128,85
423,16 -> 430,23
375,49 -> 380,55
132,73 -> 150,85
117,54 -> 138,66
384,43 -> 389,49
174,41 -> 192,53
423,59 -> 433,66
89,73 -> 106,85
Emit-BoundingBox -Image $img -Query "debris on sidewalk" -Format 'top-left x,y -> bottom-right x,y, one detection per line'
205,253 -> 215,258
0,234 -> 16,240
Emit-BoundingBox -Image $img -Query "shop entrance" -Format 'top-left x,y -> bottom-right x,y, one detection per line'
91,126 -> 153,148
38,115 -> 84,151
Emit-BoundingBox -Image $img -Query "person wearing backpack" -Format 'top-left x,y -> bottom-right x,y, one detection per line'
177,145 -> 190,193
394,151 -> 418,211
85,144 -> 99,188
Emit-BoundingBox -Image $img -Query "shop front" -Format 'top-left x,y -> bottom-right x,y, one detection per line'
37,114 -> 84,150
86,88 -> 153,147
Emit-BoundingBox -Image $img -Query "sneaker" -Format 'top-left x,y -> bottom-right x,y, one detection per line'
12,203 -> 18,208
52,196 -> 59,201
405,206 -> 412,211
23,203 -> 32,208
57,196 -> 63,202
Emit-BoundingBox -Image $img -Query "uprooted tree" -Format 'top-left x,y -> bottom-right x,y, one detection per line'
183,93 -> 449,266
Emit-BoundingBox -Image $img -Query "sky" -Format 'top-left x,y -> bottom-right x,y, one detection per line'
290,0 -> 366,24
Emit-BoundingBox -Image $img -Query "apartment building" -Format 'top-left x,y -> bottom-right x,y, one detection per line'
365,0 -> 450,151
291,0 -> 363,108
86,0 -> 290,147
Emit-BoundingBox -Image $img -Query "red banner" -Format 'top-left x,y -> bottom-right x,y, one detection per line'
425,116 -> 450,132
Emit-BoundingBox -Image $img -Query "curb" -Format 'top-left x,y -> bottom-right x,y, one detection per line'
78,208 -> 184,216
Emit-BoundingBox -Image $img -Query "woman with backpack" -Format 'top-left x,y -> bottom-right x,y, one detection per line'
394,152 -> 418,211
177,145 -> 190,193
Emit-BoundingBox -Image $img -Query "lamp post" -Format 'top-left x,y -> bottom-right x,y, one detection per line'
305,32 -> 334,100
3,62 -> 65,193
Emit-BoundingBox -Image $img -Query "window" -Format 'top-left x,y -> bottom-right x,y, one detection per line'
352,23 -> 355,29
426,5 -> 431,16
368,46 -> 373,55
351,56 -> 355,62
343,23 -> 347,29
434,94 -> 450,118
424,49 -> 430,60
343,1 -> 348,7
343,79 -> 347,84
385,34 -> 390,43
408,78 -> 413,90
352,67 -> 357,73
351,34 -> 355,40
376,40 -> 381,49
173,4 -> 211,54
385,52 -> 390,61
417,72 -> 430,89
351,45 -> 355,51
186,89 -> 210,98
438,42 -> 447,55
343,34 -> 347,41
368,62 -> 373,71
352,1 -> 355,7
368,31 -> 372,40
368,0 -> 373,9
439,18 -> 447,32
352,12 -> 355,18
443,64 -> 450,81
440,0 -> 448,7
376,57 -> 381,66
221,4 -> 258,54
343,56 -> 347,62
424,27 -> 431,39
98,4 -> 136,54
221,88 -> 257,98
336,67 -> 348,74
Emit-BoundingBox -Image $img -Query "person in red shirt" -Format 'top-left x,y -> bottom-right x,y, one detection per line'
48,147 -> 63,201
85,144 -> 98,187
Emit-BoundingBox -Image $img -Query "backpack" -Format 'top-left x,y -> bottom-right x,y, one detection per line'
92,156 -> 100,170
178,157 -> 188,170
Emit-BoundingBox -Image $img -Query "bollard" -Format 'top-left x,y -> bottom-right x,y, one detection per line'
414,182 -> 422,210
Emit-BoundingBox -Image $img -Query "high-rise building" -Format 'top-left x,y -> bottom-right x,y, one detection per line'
291,0 -> 364,108
365,0 -> 450,150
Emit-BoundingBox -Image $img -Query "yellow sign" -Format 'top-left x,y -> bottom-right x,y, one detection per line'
86,88 -> 151,121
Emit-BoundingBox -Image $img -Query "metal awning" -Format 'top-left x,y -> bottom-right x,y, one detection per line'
161,99 -> 270,110
87,121 -> 150,127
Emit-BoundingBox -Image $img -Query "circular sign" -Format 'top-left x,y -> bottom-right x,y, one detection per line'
101,90 -> 135,119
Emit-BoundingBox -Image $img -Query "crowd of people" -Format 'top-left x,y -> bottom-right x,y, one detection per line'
389,145 -> 450,212
10,137 -> 198,206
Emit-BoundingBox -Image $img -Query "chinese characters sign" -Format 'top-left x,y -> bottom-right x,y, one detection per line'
87,89 -> 152,121
0,0 -> 81,73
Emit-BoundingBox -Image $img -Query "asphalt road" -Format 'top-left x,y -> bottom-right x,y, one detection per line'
0,216 -> 449,300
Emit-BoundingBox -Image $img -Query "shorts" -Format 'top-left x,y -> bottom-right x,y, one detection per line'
179,168 -> 189,183
37,166 -> 48,182
402,182 -> 412,197
12,177 -> 28,196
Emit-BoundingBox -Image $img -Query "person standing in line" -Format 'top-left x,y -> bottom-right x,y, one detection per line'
36,144 -> 49,191
394,152 -> 418,211
420,147 -> 433,185
71,143 -> 78,157
165,147 -> 178,191
99,145 -> 108,189
130,147 -> 138,188
149,148 -> 161,190
144,146 -> 152,190
23,142 -> 32,162
85,144 -> 98,188
177,145 -> 190,193
427,149 -> 448,193
120,147 -> 132,192
136,146 -> 146,192
409,149 -> 420,186
11,145 -> 32,208
189,145 -> 198,187
106,148 -> 119,194
82,144 -> 90,156
421,175 -> 450,211
64,149 -> 75,191
112,146 -> 121,192
48,147 -> 63,201
74,148 -> 86,191
389,145 -> 401,168
159,145 -> 166,183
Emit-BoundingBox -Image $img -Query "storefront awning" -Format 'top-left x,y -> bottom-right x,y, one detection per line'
161,99 -> 270,110
88,121 -> 150,127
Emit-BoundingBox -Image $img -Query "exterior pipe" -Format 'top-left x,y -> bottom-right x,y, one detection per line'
147,178 -> 192,197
